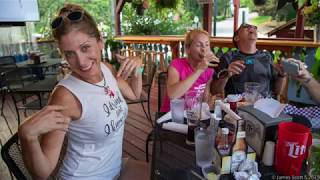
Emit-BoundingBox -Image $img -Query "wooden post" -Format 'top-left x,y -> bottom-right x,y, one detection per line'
203,3 -> 213,35
115,0 -> 125,36
295,7 -> 305,38
170,42 -> 180,60
233,0 -> 240,32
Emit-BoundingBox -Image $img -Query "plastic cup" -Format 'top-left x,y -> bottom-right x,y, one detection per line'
170,98 -> 184,124
244,82 -> 260,104
274,122 -> 312,176
226,94 -> 242,112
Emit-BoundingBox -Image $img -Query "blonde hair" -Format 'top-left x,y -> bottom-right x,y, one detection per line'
184,29 -> 210,49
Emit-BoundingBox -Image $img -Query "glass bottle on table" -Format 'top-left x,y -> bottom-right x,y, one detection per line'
230,119 -> 247,173
217,128 -> 230,156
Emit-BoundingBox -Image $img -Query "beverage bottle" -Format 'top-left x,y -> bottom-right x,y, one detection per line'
195,122 -> 214,167
214,100 -> 222,120
217,127 -> 230,155
230,119 -> 247,173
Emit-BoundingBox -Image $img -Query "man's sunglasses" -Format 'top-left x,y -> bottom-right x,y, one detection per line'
51,10 -> 84,29
240,23 -> 257,30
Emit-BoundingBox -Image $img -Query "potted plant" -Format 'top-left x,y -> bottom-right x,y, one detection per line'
105,38 -> 122,70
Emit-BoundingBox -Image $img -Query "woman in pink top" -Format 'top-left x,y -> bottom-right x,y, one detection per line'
160,29 -> 219,112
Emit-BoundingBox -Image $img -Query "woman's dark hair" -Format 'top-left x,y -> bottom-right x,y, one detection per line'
52,4 -> 101,41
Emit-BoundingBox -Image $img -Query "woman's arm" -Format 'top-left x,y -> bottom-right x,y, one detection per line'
19,87 -> 79,179
166,66 -> 203,99
103,55 -> 142,100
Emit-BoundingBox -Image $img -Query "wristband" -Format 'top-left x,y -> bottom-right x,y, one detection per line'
136,66 -> 144,74
217,69 -> 229,79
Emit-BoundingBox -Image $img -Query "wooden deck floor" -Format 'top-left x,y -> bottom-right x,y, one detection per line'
0,81 -> 159,179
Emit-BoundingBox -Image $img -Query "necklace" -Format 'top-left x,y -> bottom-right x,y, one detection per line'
88,74 -> 106,88
84,73 -> 115,98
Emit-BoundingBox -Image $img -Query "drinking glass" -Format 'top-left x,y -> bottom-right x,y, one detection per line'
170,98 -> 184,124
244,82 -> 260,104
185,90 -> 203,146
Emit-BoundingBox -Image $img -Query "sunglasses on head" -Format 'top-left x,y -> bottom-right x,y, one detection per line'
51,10 -> 84,29
240,23 -> 257,30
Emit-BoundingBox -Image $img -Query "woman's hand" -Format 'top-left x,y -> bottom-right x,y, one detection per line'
116,54 -> 143,80
197,50 -> 219,71
205,50 -> 220,68
19,105 -> 71,142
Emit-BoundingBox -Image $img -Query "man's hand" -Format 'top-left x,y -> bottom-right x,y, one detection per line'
227,60 -> 246,77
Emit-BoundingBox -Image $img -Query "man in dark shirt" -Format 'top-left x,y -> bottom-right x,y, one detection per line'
211,23 -> 286,98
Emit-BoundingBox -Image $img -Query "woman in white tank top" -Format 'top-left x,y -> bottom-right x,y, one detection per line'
18,3 -> 149,180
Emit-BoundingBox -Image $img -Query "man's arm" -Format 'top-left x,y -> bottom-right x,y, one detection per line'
273,75 -> 287,98
304,77 -> 320,104
288,58 -> 320,104
210,76 -> 228,95
211,55 -> 246,96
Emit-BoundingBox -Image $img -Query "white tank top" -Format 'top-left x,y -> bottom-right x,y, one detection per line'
57,63 -> 128,180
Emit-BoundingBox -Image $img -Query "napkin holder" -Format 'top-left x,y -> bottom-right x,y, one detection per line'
238,105 -> 292,158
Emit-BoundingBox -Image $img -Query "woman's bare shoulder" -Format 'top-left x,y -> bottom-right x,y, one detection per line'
49,85 -> 82,119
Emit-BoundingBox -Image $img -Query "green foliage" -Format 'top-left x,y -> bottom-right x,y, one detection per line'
311,47 -> 320,79
273,50 -> 282,63
303,0 -> 320,25
155,0 -> 179,9
275,3 -> 297,22
122,0 -> 193,35
240,0 -> 255,11
250,16 -> 272,25
216,16 -> 227,21
254,0 -> 278,16
184,0 -> 202,18
35,0 -> 112,40
105,38 -> 122,52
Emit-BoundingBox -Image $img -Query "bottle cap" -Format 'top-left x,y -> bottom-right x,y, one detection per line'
222,128 -> 229,134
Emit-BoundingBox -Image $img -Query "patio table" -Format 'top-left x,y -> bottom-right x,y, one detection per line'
16,58 -> 61,80
151,112 -> 306,180
12,76 -> 58,107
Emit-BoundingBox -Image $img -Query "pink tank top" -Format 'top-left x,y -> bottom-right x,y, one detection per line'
160,58 -> 214,112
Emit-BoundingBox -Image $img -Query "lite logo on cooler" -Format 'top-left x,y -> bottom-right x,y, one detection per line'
286,142 -> 306,158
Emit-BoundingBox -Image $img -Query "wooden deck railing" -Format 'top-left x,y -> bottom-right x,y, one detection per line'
114,35 -> 320,104
114,36 -> 320,57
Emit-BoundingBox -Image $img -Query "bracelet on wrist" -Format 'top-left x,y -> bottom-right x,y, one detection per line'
136,66 -> 144,75
303,77 -> 312,85
217,69 -> 229,79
